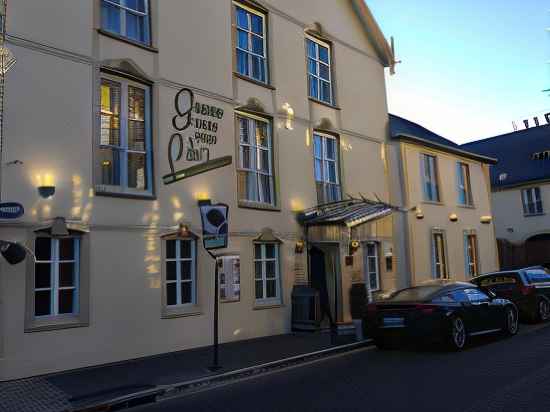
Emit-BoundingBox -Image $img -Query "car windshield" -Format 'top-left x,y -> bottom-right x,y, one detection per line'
386,285 -> 442,302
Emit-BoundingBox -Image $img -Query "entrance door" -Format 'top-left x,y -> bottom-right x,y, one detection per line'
309,244 -> 340,326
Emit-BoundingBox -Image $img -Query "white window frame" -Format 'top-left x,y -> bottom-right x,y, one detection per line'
254,243 -> 281,305
306,35 -> 333,105
101,0 -> 151,45
522,187 -> 544,216
313,132 -> 341,204
421,154 -> 440,202
456,162 -> 473,206
364,242 -> 380,292
234,2 -> 268,84
464,232 -> 479,277
432,230 -> 448,279
34,238 -> 80,318
97,73 -> 153,196
165,239 -> 197,307
237,113 -> 275,206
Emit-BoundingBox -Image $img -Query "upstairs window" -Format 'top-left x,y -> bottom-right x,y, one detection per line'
98,74 -> 153,196
421,154 -> 440,202
456,162 -> 473,206
237,114 -> 275,206
314,132 -> 341,204
101,0 -> 151,45
522,187 -> 543,216
306,36 -> 333,105
235,3 -> 267,83
34,237 -> 80,317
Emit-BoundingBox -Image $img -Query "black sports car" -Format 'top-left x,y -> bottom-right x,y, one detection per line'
363,281 -> 519,350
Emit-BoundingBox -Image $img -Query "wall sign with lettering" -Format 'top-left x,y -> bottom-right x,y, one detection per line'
163,88 -> 232,185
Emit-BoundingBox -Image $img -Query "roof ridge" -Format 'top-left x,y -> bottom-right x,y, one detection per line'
462,124 -> 550,147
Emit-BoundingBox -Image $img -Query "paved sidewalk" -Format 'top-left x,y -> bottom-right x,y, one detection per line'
0,332 -> 358,412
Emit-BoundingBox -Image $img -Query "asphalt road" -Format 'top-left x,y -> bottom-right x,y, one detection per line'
136,323 -> 550,412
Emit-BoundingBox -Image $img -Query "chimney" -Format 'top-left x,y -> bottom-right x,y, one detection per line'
534,116 -> 540,127
523,119 -> 530,129
545,113 -> 550,124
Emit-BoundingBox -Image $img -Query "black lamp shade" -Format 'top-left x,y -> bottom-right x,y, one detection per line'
1,242 -> 27,265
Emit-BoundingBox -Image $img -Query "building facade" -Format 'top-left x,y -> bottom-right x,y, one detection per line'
388,115 -> 500,285
0,0 -> 400,380
463,125 -> 550,269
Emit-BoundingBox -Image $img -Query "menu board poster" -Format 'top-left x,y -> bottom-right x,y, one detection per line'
218,255 -> 240,303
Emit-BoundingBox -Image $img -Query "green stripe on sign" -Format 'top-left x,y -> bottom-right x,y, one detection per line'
163,156 -> 233,185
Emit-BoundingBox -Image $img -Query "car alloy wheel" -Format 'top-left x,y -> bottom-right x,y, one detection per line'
451,316 -> 466,350
538,299 -> 550,322
506,307 -> 519,335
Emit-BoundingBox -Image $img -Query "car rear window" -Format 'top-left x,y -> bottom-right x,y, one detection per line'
525,269 -> 550,284
387,286 -> 442,302
478,275 -> 518,288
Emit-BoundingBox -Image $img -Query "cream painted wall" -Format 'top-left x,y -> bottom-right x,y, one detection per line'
399,143 -> 499,284
0,0 -> 394,380
491,183 -> 550,244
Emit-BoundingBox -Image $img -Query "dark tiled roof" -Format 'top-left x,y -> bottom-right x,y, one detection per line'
298,199 -> 394,227
389,114 -> 496,163
462,125 -> 550,188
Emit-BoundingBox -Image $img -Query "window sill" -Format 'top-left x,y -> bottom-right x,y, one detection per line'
253,303 -> 284,310
234,72 -> 276,90
308,97 -> 341,111
422,200 -> 444,206
524,212 -> 545,217
457,204 -> 476,209
98,29 -> 158,53
162,305 -> 203,319
95,186 -> 156,201
25,316 -> 89,333
238,200 -> 280,212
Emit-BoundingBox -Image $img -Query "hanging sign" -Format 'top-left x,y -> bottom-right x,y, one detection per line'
163,88 -> 232,185
0,202 -> 24,219
199,202 -> 229,250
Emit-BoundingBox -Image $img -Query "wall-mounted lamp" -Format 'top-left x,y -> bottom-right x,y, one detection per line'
38,186 -> 55,199
178,223 -> 190,238
415,207 -> 424,220
295,239 -> 305,254
36,173 -> 56,199
480,215 -> 492,224
449,213 -> 458,222
349,240 -> 360,255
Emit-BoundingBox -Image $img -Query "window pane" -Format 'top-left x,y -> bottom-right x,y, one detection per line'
265,244 -> 275,259
265,261 -> 276,277
241,146 -> 251,169
309,75 -> 318,98
127,152 -> 147,190
251,34 -> 264,55
35,237 -> 51,261
166,261 -> 177,281
99,147 -> 122,186
246,171 -> 259,201
239,117 -> 249,143
237,50 -> 249,76
167,283 -> 177,306
370,273 -> 378,290
260,175 -> 272,204
166,240 -> 176,259
255,261 -> 262,279
255,280 -> 264,299
325,138 -> 336,159
35,263 -> 51,289
367,244 -> 376,256
320,81 -> 331,103
318,45 -> 329,63
101,2 -> 121,34
59,238 -> 75,261
266,279 -> 276,298
250,13 -> 263,35
313,136 -> 322,158
306,39 -> 316,58
181,282 -> 192,304
314,159 -> 323,181
308,58 -> 317,76
327,184 -> 341,202
126,0 -> 146,13
180,261 -> 192,280
327,161 -> 337,183
100,80 -> 121,146
368,258 -> 377,274
128,87 -> 146,150
59,263 -> 75,287
35,291 -> 51,316
126,13 -> 146,43
237,29 -> 248,50
319,63 -> 330,80
258,149 -> 269,173
180,240 -> 191,259
255,244 -> 262,259
58,289 -> 75,314
251,55 -> 265,82
236,7 -> 249,29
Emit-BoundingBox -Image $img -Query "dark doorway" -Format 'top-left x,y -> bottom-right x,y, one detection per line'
309,244 -> 340,327
525,233 -> 550,268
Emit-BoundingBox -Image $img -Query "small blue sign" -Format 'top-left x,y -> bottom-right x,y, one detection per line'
0,202 -> 24,219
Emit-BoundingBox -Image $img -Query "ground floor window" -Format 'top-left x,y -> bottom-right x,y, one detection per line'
254,243 -> 281,305
165,238 -> 196,306
432,230 -> 448,279
34,237 -> 80,317
365,242 -> 380,291
464,233 -> 479,277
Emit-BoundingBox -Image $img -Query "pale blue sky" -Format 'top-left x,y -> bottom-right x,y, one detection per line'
367,0 -> 550,143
